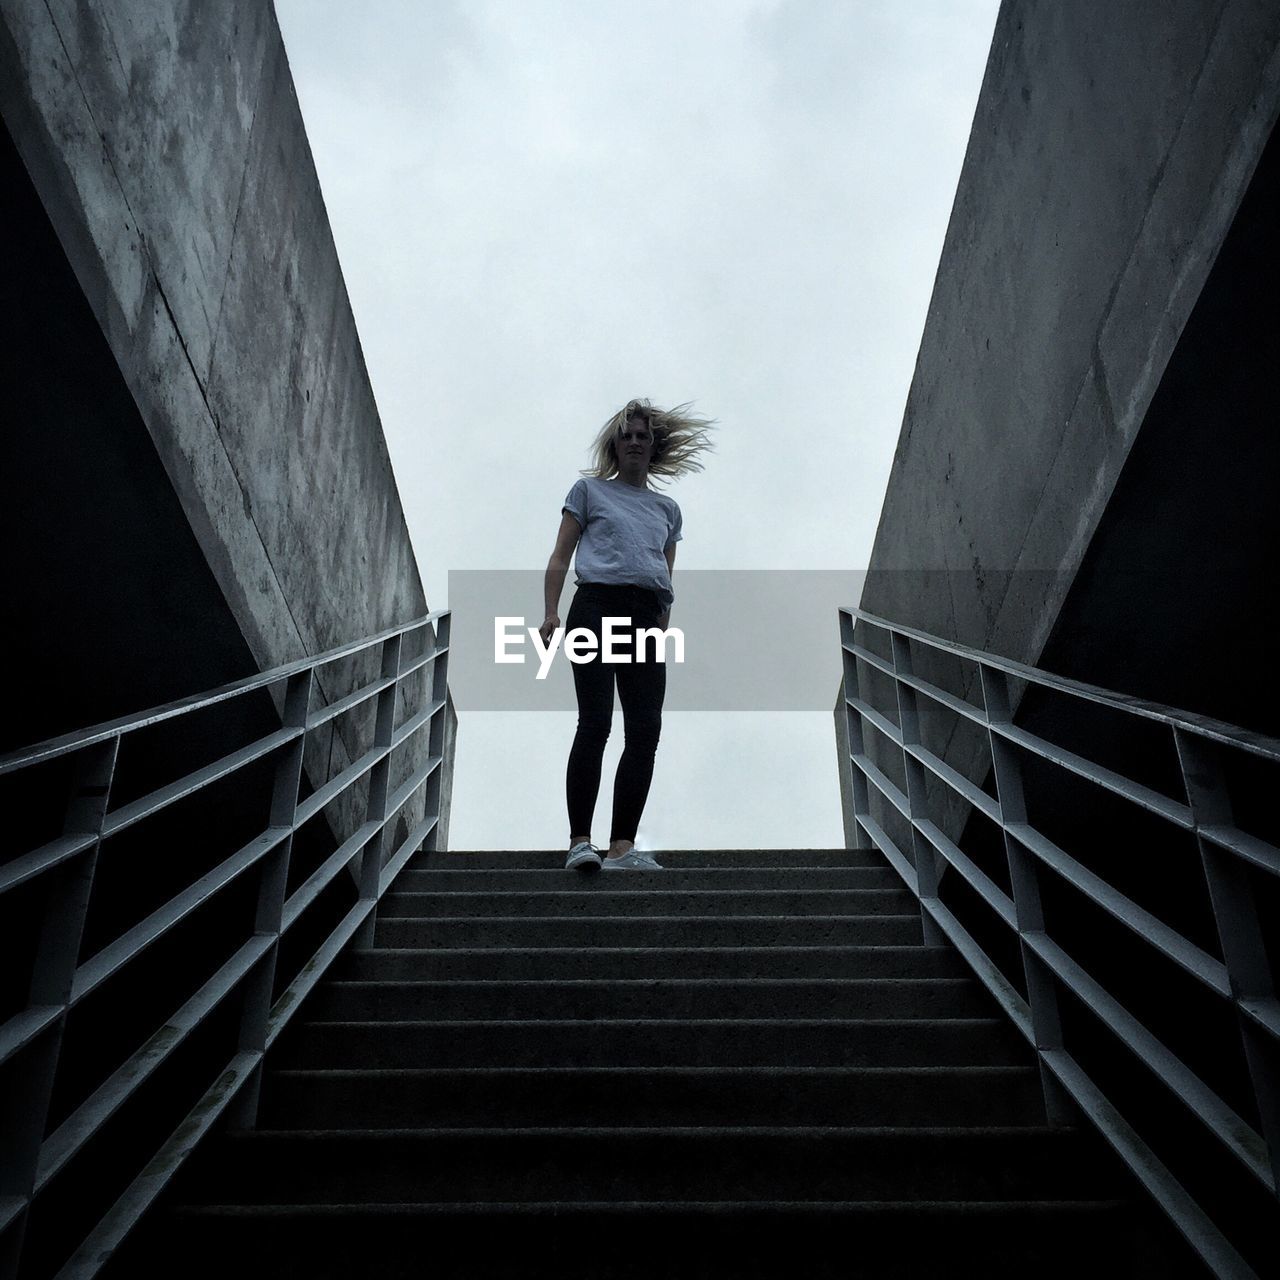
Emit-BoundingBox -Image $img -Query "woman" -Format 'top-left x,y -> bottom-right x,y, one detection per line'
540,398 -> 714,871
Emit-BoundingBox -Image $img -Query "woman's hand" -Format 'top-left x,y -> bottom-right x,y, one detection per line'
539,615 -> 561,646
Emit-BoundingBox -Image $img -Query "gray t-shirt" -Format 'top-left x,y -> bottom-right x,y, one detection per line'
563,476 -> 683,606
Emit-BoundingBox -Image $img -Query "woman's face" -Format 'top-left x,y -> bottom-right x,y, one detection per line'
616,415 -> 655,467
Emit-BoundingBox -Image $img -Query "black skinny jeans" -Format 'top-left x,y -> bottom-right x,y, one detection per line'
565,583 -> 667,843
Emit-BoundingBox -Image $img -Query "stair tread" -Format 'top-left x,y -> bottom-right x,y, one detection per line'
382,892 -> 913,900
228,1124 -> 1084,1138
382,913 -> 922,920
319,977 -> 978,987
405,873 -> 888,879
176,1198 -> 1130,1214
298,1015 -> 1011,1025
351,945 -> 953,953
269,1063 -> 1038,1076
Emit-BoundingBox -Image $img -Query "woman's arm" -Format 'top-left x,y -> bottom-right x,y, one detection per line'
540,511 -> 583,644
658,542 -> 677,630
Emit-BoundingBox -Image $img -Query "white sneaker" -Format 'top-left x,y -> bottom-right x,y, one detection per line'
603,849 -> 663,870
565,842 -> 602,871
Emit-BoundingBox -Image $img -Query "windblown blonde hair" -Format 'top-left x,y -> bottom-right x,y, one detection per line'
584,398 -> 716,487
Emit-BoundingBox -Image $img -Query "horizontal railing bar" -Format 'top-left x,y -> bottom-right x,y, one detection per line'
70,828 -> 290,1005
295,744 -> 384,829
1040,1050 -> 1259,1280
1199,825 -> 1280,879
841,607 -> 1280,764
845,638 -> 989,730
905,741 -> 1002,825
300,646 -> 448,736
0,1196 -> 27,1237
921,898 -> 1033,1037
994,722 -> 1192,828
844,693 -> 903,747
1023,931 -> 1273,1192
914,819 -> 1017,929
305,674 -> 396,733
51,1049 -> 263,1280
895,668 -> 988,728
294,694 -> 444,832
1007,823 -> 1231,997
0,832 -> 96,896
280,821 -> 381,934
102,727 -> 299,839
265,898 -> 377,1049
855,812 -> 918,894
1239,997 -> 1280,1043
398,645 -> 445,682
844,640 -> 896,681
0,1005 -> 61,1068
385,755 -> 443,827
850,752 -> 912,822
37,935 -> 274,1191
378,812 -> 441,897
0,612 -> 450,776
390,698 -> 444,752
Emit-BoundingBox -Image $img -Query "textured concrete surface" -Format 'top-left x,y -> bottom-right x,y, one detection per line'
0,0 -> 427,676
0,1 -> 454,838
843,0 -> 1280,840
861,0 -> 1280,661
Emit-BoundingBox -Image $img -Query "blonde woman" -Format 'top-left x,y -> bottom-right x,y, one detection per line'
540,398 -> 714,871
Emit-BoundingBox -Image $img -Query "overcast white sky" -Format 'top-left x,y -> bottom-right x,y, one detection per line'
274,0 -> 1000,851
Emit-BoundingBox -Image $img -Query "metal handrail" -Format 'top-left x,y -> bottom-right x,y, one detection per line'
839,606 -> 1279,1280
0,611 -> 452,1280
0,611 -> 450,776
846,610 -> 1280,761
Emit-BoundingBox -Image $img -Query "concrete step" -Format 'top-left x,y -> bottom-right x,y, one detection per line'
138,1199 -> 1184,1280
335,945 -> 968,981
374,914 -> 923,948
259,1065 -> 1046,1129
103,843 -> 1208,1280
393,866 -> 905,891
407,848 -> 884,870
378,887 -> 917,918
305,977 -> 995,1022
178,1127 -> 1122,1204
275,1016 -> 1025,1070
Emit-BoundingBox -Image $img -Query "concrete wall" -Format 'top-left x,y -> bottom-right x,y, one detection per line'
842,0 -> 1280,857
0,0 -> 425,671
861,0 -> 1280,661
0,2 -> 456,841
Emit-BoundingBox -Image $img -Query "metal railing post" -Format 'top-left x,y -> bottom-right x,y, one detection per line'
421,614 -> 451,854
838,610 -> 874,850
980,664 -> 1073,1125
228,671 -> 314,1130
889,631 -> 945,945
1,738 -> 117,1277
353,636 -> 403,947
1175,729 -> 1280,1187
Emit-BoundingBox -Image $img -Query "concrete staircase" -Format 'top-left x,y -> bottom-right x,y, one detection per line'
112,849 -> 1197,1278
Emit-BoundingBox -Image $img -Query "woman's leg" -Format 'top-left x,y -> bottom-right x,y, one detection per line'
608,630 -> 667,850
565,594 -> 614,844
